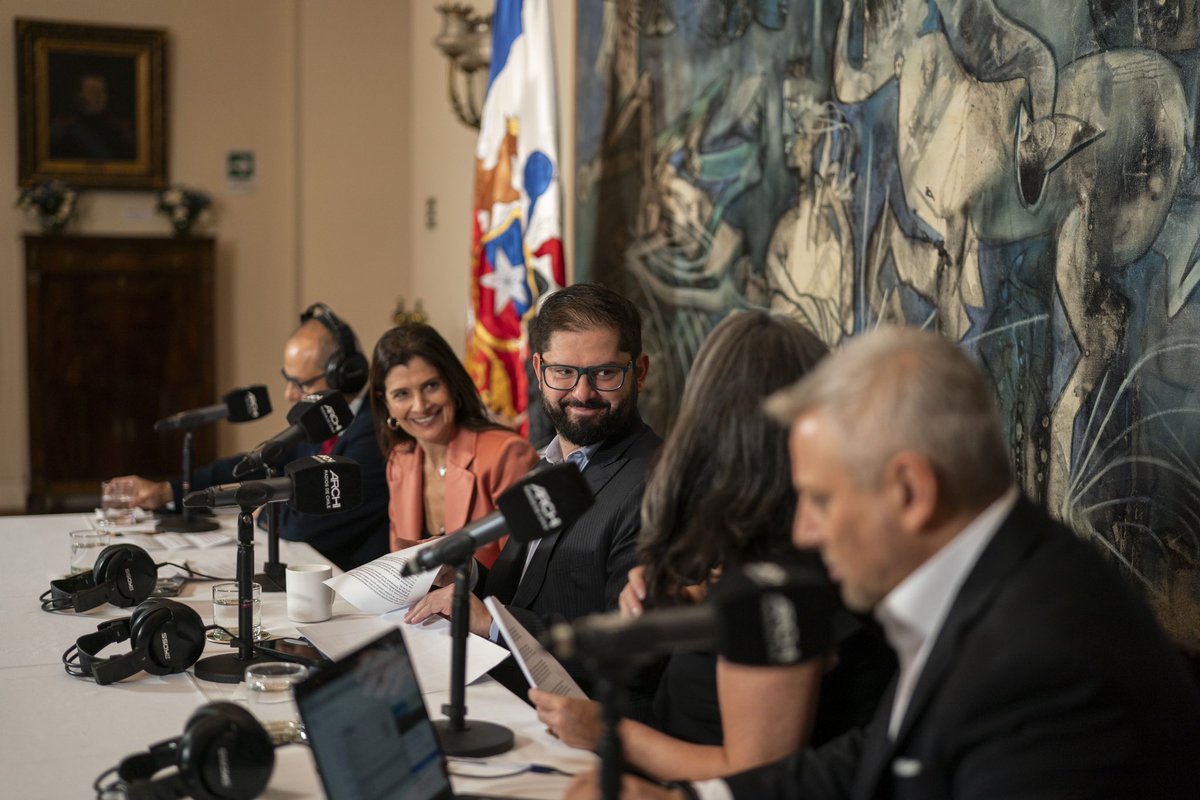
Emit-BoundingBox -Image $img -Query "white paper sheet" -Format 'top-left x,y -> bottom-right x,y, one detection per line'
325,542 -> 441,615
484,597 -> 587,698
112,531 -> 234,550
298,614 -> 511,695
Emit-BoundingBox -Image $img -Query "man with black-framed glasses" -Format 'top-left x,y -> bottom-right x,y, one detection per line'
112,304 -> 390,570
406,282 -> 662,700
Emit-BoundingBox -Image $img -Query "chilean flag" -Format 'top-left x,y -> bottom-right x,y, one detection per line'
465,0 -> 565,432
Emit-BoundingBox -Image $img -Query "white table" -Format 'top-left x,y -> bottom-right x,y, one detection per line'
0,512 -> 594,798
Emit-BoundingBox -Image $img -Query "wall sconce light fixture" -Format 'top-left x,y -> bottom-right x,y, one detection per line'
433,3 -> 492,129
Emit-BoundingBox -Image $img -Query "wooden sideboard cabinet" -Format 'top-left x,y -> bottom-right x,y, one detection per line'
24,234 -> 217,512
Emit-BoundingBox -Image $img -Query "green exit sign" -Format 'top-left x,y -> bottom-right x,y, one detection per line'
227,151 -> 255,180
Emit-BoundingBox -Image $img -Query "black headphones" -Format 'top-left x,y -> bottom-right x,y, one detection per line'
299,302 -> 368,394
65,598 -> 207,685
43,543 -> 158,612
105,702 -> 274,800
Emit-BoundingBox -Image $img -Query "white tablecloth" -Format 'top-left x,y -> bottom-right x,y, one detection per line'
0,512 -> 594,798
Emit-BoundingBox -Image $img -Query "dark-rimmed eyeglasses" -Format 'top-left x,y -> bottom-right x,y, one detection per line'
539,360 -> 633,392
280,368 -> 325,394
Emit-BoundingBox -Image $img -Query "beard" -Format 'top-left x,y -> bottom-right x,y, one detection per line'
543,384 -> 638,448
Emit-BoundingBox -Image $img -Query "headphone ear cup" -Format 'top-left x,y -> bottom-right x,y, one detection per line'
94,544 -> 158,607
131,600 -> 206,676
301,302 -> 365,394
334,349 -> 368,394
129,603 -> 173,676
179,703 -> 274,800
323,349 -> 345,392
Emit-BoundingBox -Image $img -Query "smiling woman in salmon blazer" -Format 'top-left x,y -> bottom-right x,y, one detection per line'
368,323 -> 539,568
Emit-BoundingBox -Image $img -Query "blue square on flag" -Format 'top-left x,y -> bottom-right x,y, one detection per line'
482,223 -> 533,317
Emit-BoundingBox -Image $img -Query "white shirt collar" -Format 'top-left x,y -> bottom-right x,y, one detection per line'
875,486 -> 1019,736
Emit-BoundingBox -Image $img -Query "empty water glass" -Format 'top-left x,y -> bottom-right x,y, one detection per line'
245,662 -> 309,744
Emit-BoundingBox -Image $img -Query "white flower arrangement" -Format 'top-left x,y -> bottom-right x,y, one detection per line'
16,181 -> 78,233
156,185 -> 212,235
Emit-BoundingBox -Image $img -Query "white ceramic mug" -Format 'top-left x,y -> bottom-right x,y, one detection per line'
285,564 -> 334,623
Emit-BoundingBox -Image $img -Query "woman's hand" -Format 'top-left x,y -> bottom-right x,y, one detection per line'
619,566 -> 648,617
529,688 -> 604,751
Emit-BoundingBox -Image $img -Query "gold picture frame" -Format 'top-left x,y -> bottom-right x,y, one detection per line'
16,18 -> 168,190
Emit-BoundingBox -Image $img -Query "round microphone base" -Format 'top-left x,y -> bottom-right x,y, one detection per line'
193,651 -> 271,684
434,719 -> 514,758
156,514 -> 220,534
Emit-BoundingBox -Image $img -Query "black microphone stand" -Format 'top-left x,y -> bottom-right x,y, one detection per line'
156,428 -> 219,533
194,507 -> 270,683
594,672 -> 626,800
434,557 -> 514,757
575,653 -> 635,800
254,466 -> 287,592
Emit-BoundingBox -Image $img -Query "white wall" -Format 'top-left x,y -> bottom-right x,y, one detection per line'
0,0 -> 576,510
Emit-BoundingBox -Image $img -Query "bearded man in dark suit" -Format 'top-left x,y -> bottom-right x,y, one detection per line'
406,283 -> 661,690
566,327 -> 1200,800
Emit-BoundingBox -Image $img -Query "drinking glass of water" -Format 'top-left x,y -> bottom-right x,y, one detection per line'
208,581 -> 263,643
99,479 -> 137,526
245,662 -> 309,744
68,530 -> 109,575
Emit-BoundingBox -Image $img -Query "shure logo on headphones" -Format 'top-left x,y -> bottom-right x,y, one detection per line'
524,484 -> 561,530
245,393 -> 260,418
124,568 -> 135,592
217,746 -> 232,788
320,405 -> 344,433
325,469 -> 342,509
160,631 -> 171,661
761,593 -> 800,664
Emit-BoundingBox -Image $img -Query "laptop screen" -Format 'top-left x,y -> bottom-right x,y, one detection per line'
295,628 -> 454,800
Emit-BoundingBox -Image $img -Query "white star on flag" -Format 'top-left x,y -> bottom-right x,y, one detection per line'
479,246 -> 529,314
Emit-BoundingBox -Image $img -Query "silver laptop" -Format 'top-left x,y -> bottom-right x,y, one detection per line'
294,628 -> 522,800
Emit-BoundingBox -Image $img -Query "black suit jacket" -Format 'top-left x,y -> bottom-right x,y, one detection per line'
725,496 -> 1200,799
169,397 -> 389,571
482,414 -> 661,640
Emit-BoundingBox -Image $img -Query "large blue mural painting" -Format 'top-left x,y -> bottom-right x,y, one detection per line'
574,0 -> 1200,646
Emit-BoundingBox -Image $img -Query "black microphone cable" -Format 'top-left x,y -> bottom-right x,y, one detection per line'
92,764 -> 121,800
203,625 -> 327,669
61,617 -> 127,678
154,562 -> 234,582
62,640 -> 89,678
39,588 -> 65,613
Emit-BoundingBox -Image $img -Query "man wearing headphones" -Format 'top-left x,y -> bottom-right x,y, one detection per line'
113,304 -> 390,570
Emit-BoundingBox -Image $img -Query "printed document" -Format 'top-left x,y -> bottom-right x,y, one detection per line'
484,597 -> 587,698
325,540 -> 442,615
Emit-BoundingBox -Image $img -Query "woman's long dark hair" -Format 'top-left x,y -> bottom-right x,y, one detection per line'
368,323 -> 507,457
638,311 -> 829,605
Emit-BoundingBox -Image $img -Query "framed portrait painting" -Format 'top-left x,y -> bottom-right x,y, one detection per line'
16,19 -> 168,190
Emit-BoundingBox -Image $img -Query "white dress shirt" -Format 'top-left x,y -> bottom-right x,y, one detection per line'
691,486 -> 1019,800
874,486 -> 1017,737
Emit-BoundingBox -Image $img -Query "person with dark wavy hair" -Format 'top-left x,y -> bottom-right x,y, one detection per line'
368,323 -> 538,568
535,310 -> 893,783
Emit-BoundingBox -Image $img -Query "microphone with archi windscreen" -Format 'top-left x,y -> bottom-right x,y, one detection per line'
153,385 -> 271,431
185,455 -> 361,514
400,463 -> 593,576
